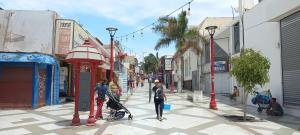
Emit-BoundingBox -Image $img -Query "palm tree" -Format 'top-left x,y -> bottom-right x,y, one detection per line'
153,11 -> 208,55
153,11 -> 208,93
142,53 -> 159,74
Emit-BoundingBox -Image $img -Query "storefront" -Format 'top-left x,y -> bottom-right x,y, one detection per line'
0,52 -> 60,108
281,11 -> 300,107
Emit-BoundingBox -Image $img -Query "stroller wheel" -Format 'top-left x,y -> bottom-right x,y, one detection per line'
257,107 -> 263,113
128,114 -> 133,120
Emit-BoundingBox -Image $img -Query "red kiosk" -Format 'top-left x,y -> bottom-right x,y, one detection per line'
66,39 -> 105,126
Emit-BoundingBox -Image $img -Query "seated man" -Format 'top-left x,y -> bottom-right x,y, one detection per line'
266,98 -> 284,116
230,86 -> 240,100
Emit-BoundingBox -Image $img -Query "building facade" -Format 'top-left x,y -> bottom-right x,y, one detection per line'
0,10 -> 108,108
215,0 -> 300,117
0,10 -> 60,108
55,19 -> 108,98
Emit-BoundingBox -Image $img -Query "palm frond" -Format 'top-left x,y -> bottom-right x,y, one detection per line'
155,37 -> 172,50
153,11 -> 189,51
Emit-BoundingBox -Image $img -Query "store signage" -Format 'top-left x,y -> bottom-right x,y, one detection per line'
203,61 -> 227,73
165,58 -> 172,70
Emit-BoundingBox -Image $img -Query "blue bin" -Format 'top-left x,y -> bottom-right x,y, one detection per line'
163,103 -> 171,110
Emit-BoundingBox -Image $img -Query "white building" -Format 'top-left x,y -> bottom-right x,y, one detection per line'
173,17 -> 233,99
215,0 -> 300,117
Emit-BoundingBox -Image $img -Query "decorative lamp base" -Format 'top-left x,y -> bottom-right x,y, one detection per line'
209,93 -> 217,110
71,114 -> 81,126
86,115 -> 96,126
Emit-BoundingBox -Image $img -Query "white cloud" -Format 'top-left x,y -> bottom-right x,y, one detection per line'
1,0 -> 238,26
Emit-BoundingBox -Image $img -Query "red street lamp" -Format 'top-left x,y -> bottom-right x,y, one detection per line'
205,25 -> 218,110
106,27 -> 118,82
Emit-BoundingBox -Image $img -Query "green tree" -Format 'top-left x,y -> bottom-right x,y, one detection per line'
142,53 -> 159,74
230,48 -> 271,120
153,11 -> 206,54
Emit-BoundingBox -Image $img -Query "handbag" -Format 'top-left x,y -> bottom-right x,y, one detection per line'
163,103 -> 171,110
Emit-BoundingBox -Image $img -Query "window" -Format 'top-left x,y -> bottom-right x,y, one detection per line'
78,34 -> 85,41
205,45 -> 210,63
233,22 -> 240,53
185,59 -> 188,77
189,52 -> 191,77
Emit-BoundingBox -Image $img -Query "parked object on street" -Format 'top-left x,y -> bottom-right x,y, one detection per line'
266,98 -> 284,116
106,91 -> 133,121
251,90 -> 272,113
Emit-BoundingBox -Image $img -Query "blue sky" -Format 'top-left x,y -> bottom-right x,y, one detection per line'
0,0 -> 241,61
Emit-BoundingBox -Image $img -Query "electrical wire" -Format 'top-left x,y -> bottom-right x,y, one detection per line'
116,0 -> 194,40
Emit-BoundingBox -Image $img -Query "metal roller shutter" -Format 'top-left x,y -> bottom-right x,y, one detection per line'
0,66 -> 33,108
281,11 -> 300,106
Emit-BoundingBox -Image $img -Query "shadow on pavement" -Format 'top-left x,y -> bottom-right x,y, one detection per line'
213,93 -> 300,131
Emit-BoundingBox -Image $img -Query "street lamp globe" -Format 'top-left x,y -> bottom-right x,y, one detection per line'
205,26 -> 218,37
106,27 -> 118,37
106,27 -> 118,82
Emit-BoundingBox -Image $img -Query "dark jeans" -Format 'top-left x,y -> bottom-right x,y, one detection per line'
267,109 -> 283,116
154,100 -> 164,118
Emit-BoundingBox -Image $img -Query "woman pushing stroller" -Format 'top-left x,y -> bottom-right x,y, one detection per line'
109,73 -> 122,101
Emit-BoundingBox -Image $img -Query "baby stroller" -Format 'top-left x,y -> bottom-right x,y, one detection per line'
251,90 -> 272,113
106,92 -> 133,121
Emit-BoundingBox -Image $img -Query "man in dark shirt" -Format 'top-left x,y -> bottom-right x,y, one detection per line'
266,98 -> 284,116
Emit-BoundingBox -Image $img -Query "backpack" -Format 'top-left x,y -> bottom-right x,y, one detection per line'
97,84 -> 107,100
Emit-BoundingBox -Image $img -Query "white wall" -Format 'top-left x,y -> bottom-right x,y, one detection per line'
215,72 -> 231,94
238,0 -> 300,105
182,49 -> 198,81
0,10 -> 58,54
215,37 -> 230,55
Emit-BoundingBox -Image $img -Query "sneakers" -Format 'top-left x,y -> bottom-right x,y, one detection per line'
156,116 -> 163,121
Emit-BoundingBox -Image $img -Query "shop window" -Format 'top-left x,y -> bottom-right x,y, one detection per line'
205,45 -> 210,63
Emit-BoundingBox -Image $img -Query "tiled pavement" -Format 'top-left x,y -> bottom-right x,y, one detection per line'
0,83 -> 299,135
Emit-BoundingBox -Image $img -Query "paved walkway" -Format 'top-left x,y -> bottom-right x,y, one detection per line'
0,82 -> 299,135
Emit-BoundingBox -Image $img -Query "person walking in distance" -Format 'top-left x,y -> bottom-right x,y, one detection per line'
152,79 -> 167,121
136,75 -> 140,87
95,79 -> 108,120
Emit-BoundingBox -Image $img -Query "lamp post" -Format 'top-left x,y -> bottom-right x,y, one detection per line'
205,25 -> 218,110
106,27 -> 118,82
